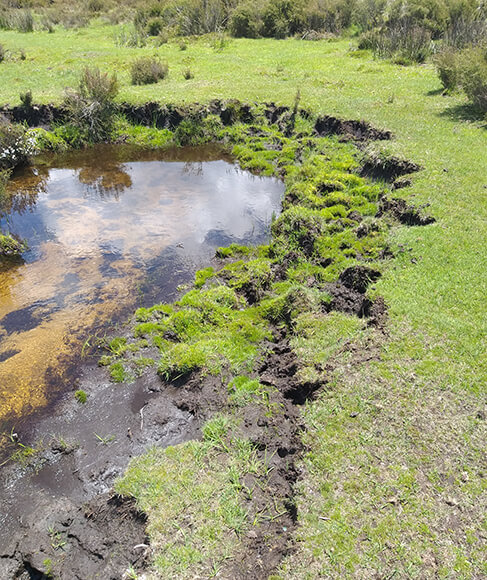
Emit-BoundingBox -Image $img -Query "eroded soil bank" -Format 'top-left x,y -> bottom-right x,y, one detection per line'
0,102 -> 431,579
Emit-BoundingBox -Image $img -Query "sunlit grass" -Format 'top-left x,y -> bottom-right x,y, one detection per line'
1,23 -> 486,576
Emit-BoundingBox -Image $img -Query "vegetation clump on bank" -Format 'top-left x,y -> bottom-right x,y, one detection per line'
0,21 -> 486,574
57,103 -> 422,578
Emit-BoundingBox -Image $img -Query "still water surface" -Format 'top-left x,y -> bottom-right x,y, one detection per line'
0,144 -> 283,426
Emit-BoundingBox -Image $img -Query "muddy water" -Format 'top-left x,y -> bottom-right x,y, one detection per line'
0,144 -> 283,430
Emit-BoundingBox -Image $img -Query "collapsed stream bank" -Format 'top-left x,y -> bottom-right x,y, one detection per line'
0,101 -> 434,579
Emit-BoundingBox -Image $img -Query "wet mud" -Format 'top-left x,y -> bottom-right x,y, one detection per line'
0,105 -> 434,578
0,355 -> 197,578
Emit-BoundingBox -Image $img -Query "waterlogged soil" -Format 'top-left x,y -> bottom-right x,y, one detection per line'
0,144 -> 284,577
0,109 -> 428,578
0,326 -> 309,579
0,144 -> 283,428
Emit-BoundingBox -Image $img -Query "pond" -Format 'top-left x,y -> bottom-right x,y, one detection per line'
0,144 -> 284,429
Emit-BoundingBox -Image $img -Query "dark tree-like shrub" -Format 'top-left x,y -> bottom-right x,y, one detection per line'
261,0 -> 306,38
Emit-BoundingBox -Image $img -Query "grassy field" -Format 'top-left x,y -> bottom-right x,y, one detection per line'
1,22 -> 486,578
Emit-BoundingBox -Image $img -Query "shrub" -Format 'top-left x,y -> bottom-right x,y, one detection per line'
230,3 -> 261,38
20,90 -> 33,108
434,49 -> 460,91
115,25 -> 147,47
183,67 -> 193,80
87,0 -> 105,13
261,0 -> 306,38
435,46 -> 487,111
63,66 -> 119,143
130,56 -> 168,85
460,47 -> 487,111
0,44 -> 4,63
304,0 -> 356,34
0,119 -> 35,170
385,0 -> 449,39
352,0 -> 388,33
359,23 -> 432,63
60,11 -> 89,30
146,16 -> 164,36
15,9 -> 34,33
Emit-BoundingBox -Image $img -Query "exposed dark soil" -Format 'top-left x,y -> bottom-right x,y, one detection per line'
314,114 -> 393,141
0,357 -> 198,578
167,327 -> 314,579
0,107 -> 428,579
324,265 -> 387,325
2,495 -> 148,580
360,154 -> 421,182
0,326 -> 315,579
378,195 -> 436,226
0,104 -> 64,128
1,100 -> 392,145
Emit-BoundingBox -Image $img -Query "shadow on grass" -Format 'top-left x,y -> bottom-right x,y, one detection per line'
426,88 -> 444,97
439,102 -> 487,127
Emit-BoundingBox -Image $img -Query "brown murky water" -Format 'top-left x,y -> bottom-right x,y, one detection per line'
0,144 -> 283,430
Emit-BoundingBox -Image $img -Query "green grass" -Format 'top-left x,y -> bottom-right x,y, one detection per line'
2,23 -> 487,577
116,416 -> 280,578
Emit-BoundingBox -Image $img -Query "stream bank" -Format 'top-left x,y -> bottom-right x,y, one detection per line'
0,102 -> 432,578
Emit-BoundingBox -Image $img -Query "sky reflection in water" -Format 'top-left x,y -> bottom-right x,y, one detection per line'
0,144 -> 284,423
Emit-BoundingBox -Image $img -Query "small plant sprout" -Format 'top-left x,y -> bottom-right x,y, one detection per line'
94,432 -> 116,445
75,389 -> 87,404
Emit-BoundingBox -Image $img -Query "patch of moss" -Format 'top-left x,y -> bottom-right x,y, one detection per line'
194,266 -> 214,289
0,233 -> 26,256
109,361 -> 129,383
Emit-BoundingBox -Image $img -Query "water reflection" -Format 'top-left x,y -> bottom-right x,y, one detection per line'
0,144 -> 284,425
78,163 -> 133,199
3,166 -> 46,221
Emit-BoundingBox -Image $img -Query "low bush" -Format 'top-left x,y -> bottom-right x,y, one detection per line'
63,66 -> 119,143
359,22 -> 432,63
0,44 -> 4,63
434,48 -> 459,91
435,46 -> 487,111
115,25 -> 147,47
461,47 -> 487,111
0,119 -> 35,170
15,9 -> 34,33
146,16 -> 164,36
230,2 -> 261,38
130,56 -> 168,85
261,0 -> 306,39
443,0 -> 487,48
